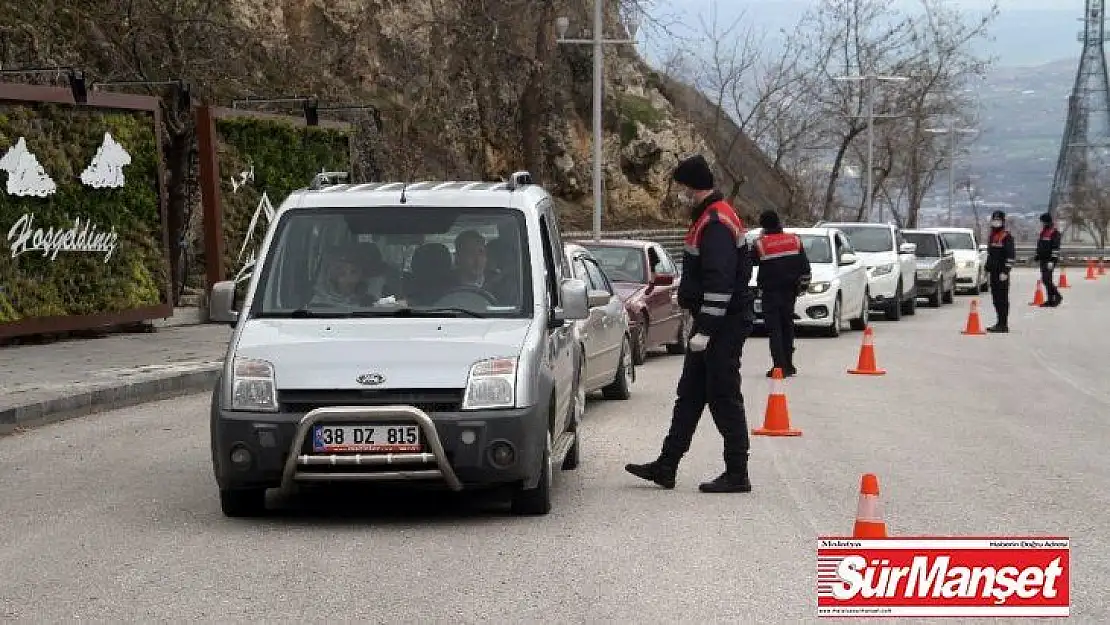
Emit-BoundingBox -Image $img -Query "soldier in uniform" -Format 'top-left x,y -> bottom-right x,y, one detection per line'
751,210 -> 811,377
985,210 -> 1016,333
625,155 -> 755,493
1034,212 -> 1062,307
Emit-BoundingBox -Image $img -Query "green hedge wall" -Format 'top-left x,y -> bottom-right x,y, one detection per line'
215,117 -> 351,282
0,103 -> 167,325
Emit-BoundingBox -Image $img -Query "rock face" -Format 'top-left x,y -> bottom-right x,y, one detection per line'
227,0 -> 791,229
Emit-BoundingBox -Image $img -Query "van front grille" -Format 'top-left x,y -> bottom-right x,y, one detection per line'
278,389 -> 464,414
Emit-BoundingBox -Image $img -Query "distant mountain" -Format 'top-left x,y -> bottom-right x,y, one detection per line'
956,57 -> 1077,216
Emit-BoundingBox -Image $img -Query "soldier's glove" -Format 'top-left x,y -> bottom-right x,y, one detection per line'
1046,261 -> 1055,271
688,333 -> 709,352
999,272 -> 1008,282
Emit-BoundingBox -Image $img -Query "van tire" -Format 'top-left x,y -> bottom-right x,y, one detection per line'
219,488 -> 267,518
511,432 -> 552,516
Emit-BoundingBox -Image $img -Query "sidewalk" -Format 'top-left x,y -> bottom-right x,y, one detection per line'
1,323 -> 231,434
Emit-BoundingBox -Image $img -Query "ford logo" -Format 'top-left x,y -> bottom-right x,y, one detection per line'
356,373 -> 385,386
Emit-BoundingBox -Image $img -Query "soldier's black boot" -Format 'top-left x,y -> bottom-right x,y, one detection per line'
699,461 -> 752,493
625,459 -> 677,489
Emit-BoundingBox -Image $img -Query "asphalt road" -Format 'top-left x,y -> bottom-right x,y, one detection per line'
1,268 -> 1105,623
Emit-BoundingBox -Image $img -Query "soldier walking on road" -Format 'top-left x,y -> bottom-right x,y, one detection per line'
985,209 -> 1016,333
752,210 -> 811,378
625,155 -> 755,494
1035,212 -> 1063,307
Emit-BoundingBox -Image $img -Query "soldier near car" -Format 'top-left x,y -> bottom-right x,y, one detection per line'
985,209 -> 1016,333
751,210 -> 811,377
1034,212 -> 1063,307
625,154 -> 755,494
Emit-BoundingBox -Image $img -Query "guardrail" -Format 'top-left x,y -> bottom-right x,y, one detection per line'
563,228 -> 1108,267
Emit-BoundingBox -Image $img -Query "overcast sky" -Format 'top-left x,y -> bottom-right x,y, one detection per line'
641,0 -> 1084,67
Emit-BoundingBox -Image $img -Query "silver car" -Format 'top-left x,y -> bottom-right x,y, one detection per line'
565,243 -> 634,400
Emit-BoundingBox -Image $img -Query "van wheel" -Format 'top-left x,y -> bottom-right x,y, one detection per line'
602,337 -> 634,400
823,295 -> 842,337
632,320 -> 648,365
512,432 -> 552,516
219,488 -> 267,518
942,282 -> 954,304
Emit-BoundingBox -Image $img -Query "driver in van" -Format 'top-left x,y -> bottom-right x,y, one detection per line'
454,230 -> 489,288
311,245 -> 375,307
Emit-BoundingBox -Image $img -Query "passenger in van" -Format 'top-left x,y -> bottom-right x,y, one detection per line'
406,242 -> 455,305
310,245 -> 377,308
358,241 -> 402,301
453,229 -> 489,288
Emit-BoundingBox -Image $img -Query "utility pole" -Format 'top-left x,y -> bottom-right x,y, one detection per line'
834,74 -> 908,221
556,2 -> 640,241
925,124 -> 978,226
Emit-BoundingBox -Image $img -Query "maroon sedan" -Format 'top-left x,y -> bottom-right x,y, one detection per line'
576,239 -> 690,364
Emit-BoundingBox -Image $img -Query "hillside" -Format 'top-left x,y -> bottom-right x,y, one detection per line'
2,0 -> 793,240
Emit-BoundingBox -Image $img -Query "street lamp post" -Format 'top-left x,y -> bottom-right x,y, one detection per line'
556,2 -> 641,241
833,74 -> 908,222
925,124 -> 978,226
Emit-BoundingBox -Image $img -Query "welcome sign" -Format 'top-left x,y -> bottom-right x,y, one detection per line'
0,86 -> 171,338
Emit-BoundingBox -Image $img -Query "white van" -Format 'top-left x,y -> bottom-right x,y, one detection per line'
207,172 -> 589,517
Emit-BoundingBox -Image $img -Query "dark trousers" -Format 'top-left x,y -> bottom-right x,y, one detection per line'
1040,263 -> 1061,303
762,289 -> 796,371
989,271 -> 1010,327
660,315 -> 752,473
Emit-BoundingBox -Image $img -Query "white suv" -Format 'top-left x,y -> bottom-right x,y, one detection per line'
207,171 -> 590,517
817,222 -> 918,320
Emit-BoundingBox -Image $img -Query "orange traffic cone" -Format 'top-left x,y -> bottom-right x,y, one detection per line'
961,299 -> 987,335
1030,280 -> 1045,306
848,326 -> 886,376
1085,259 -> 1098,280
852,473 -> 888,538
753,368 -> 802,437
1059,268 -> 1070,288
1099,258 -> 1106,276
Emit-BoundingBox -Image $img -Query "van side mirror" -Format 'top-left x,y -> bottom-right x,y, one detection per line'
554,278 -> 589,324
839,252 -> 858,266
899,242 -> 917,254
209,280 -> 240,326
944,249 -> 954,257
978,244 -> 988,252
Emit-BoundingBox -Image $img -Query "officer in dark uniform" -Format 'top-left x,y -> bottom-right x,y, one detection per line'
752,210 -> 811,377
625,155 -> 755,494
1034,212 -> 1063,307
985,209 -> 1016,333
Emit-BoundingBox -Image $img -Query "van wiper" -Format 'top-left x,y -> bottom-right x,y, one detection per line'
389,306 -> 486,318
268,308 -> 354,318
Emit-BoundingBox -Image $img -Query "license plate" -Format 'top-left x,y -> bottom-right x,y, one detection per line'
312,424 -> 421,453
754,300 -> 762,314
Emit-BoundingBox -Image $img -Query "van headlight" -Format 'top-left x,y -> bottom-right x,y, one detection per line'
463,358 -> 517,410
807,281 -> 831,294
871,263 -> 894,276
231,358 -> 278,412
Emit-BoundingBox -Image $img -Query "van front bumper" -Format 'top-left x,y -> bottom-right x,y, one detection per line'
211,401 -> 546,493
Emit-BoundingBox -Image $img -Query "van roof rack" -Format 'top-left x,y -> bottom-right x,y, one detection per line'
310,171 -> 350,190
505,170 -> 533,191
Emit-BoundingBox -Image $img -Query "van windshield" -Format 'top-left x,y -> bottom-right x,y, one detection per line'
903,232 -> 940,257
249,206 -> 533,318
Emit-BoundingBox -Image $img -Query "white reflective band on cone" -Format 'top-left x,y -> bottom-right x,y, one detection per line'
862,333 -> 874,346
769,376 -> 784,395
856,494 -> 883,522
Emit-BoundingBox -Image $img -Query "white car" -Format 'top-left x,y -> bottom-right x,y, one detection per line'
747,227 -> 870,337
817,222 -> 918,320
923,227 -> 989,293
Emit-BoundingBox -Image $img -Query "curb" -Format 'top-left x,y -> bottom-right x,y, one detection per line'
0,365 -> 222,435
